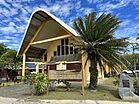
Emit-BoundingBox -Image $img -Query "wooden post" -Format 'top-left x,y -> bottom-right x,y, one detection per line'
36,63 -> 39,74
42,56 -> 45,74
47,65 -> 50,95
101,69 -> 104,79
82,65 -> 85,96
22,54 -> 26,78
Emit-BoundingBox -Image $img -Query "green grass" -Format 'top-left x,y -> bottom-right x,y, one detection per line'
30,86 -> 120,100
103,77 -> 116,85
28,77 -> 121,101
0,81 -> 21,87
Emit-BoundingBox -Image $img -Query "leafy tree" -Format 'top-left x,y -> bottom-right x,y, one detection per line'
0,49 -> 20,70
0,43 -> 7,57
73,12 -> 129,90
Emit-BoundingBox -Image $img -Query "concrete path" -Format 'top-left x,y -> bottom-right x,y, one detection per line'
0,96 -> 139,104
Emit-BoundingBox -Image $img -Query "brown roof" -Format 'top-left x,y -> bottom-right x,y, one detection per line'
49,54 -> 81,63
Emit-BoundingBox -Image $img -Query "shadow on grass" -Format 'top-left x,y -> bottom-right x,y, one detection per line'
97,84 -> 121,100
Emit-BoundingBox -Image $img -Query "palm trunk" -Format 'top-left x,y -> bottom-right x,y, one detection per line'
89,56 -> 98,90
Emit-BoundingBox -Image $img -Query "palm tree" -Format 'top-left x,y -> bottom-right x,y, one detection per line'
73,12 -> 129,90
136,34 -> 139,40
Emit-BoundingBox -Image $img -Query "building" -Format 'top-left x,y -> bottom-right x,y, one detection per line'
17,9 -> 111,87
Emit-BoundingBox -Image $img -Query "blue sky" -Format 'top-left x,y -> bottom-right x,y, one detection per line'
0,0 -> 139,50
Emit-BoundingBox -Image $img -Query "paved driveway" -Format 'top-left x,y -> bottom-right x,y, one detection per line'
0,97 -> 139,104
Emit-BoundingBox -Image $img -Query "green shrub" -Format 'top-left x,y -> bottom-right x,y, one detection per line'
25,73 -> 49,95
113,76 -> 119,86
134,79 -> 139,95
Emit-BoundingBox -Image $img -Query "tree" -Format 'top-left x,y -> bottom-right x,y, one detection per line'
0,49 -> 21,81
0,49 -> 20,70
0,43 -> 7,57
73,12 -> 129,90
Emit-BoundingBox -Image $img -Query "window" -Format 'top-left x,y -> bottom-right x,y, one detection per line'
70,46 -> 73,54
65,38 -> 68,45
57,45 -> 60,55
61,39 -> 64,45
61,39 -> 65,55
74,48 -> 78,54
61,46 -> 64,55
54,51 -> 57,56
65,46 -> 69,55
53,38 -> 77,56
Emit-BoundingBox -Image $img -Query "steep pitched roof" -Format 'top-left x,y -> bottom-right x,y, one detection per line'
17,8 -> 79,58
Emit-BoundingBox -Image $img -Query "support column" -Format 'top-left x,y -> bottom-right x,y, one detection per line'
81,55 -> 87,87
22,54 -> 26,78
47,65 -> 50,95
101,70 -> 104,79
82,65 -> 85,96
36,63 -> 39,74
81,55 -> 85,96
42,56 -> 45,74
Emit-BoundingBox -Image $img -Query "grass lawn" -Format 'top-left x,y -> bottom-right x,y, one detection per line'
29,77 -> 121,101
0,81 -> 21,87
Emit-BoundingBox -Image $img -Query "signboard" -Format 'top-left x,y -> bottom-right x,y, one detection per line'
49,70 -> 82,80
56,63 -> 66,70
122,80 -> 130,88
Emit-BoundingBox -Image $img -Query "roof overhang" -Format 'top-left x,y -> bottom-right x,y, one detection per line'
17,8 -> 79,58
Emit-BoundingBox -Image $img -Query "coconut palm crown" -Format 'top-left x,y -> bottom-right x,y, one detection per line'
73,12 -> 129,90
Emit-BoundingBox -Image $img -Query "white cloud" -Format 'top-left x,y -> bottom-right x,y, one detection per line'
0,39 -> 11,43
83,8 -> 94,15
97,0 -> 131,12
120,19 -> 131,27
0,7 -> 19,18
75,1 -> 81,10
129,36 -> 139,43
4,35 -> 19,40
7,42 -> 20,50
16,25 -> 26,33
13,34 -> 20,37
86,0 -> 103,4
0,0 -> 11,8
44,0 -> 53,6
116,23 -> 139,38
0,26 -> 17,34
1,18 -> 12,23
47,2 -> 73,17
135,14 -> 139,20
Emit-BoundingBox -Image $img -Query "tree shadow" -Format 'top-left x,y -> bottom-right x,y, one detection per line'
97,84 -> 121,99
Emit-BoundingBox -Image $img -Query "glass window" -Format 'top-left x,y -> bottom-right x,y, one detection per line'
74,48 -> 78,54
65,38 -> 68,45
70,46 -> 73,54
61,46 -> 64,55
57,45 -> 60,55
65,46 -> 69,55
61,39 -> 64,45
54,51 -> 57,56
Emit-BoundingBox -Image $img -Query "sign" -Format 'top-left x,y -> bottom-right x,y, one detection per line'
56,62 -> 67,70
49,70 -> 82,80
122,80 -> 130,88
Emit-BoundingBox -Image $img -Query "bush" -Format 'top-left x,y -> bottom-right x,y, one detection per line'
134,79 -> 139,95
25,73 -> 49,95
113,76 -> 119,86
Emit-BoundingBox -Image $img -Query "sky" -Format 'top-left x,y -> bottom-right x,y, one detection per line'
0,0 -> 139,51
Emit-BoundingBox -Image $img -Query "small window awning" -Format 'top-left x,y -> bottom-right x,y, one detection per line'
49,54 -> 81,63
